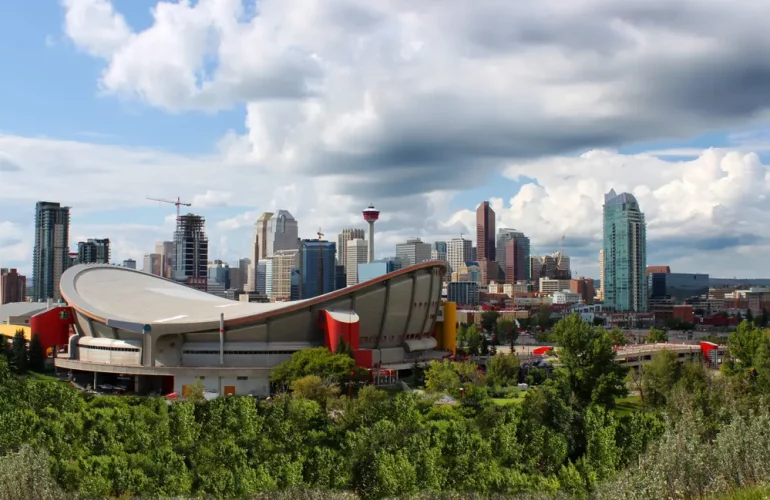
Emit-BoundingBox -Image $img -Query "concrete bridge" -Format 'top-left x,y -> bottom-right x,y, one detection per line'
471,342 -> 728,369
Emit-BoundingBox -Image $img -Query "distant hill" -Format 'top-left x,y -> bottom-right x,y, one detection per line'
710,278 -> 770,287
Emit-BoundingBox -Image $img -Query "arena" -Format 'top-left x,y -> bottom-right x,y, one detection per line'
55,262 -> 454,397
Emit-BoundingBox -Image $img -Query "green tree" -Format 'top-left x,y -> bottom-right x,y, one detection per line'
746,308 -> 754,323
554,314 -> 627,408
456,324 -> 468,349
753,336 -> 770,394
11,330 -> 27,375
185,380 -> 206,403
465,324 -> 483,356
647,327 -> 668,343
410,359 -> 425,386
424,360 -> 460,394
0,335 -> 8,359
727,320 -> 764,370
535,306 -> 553,329
424,360 -> 484,396
290,375 -> 341,410
480,311 -> 500,332
609,328 -> 628,347
27,333 -> 45,373
270,347 -> 355,386
582,405 -> 620,485
497,318 -> 518,352
486,353 -> 520,387
0,356 -> 10,384
334,337 -> 354,358
760,307 -> 769,327
642,350 -> 681,407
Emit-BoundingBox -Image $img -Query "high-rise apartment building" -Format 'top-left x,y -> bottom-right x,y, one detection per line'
143,253 -> 163,276
496,229 -> 530,282
299,240 -> 336,299
272,250 -> 299,301
173,213 -> 209,290
77,238 -> 110,264
598,250 -> 605,301
476,201 -> 496,261
122,259 -> 136,269
346,238 -> 369,286
396,238 -> 432,268
32,201 -> 70,301
0,268 -> 26,304
337,228 -> 366,272
447,237 -> 472,275
248,212 -> 274,292
602,189 -> 647,312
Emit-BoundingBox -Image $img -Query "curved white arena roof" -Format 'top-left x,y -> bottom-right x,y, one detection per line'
60,262 -> 446,335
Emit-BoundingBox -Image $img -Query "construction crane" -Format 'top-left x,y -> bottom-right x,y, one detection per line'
146,196 -> 192,221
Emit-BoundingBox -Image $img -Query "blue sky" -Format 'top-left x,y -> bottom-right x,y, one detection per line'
1,0 -> 770,279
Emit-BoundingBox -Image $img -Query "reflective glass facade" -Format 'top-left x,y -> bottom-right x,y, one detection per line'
602,190 -> 647,312
299,240 -> 337,299
357,261 -> 396,283
648,272 -> 709,302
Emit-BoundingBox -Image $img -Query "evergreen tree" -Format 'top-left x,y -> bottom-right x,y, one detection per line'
335,337 -> 355,358
0,335 -> 8,359
746,308 -> 754,324
11,329 -> 28,375
27,333 -> 45,373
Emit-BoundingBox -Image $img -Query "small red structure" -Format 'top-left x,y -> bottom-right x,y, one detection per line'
700,341 -> 719,361
29,306 -> 75,353
532,346 -> 553,356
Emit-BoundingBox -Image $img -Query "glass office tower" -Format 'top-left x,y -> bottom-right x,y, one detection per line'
299,240 -> 337,299
603,190 -> 647,312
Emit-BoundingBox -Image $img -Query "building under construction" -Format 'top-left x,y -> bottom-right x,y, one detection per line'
173,213 -> 208,291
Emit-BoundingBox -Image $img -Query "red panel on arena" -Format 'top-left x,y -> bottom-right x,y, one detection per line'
322,310 -> 360,351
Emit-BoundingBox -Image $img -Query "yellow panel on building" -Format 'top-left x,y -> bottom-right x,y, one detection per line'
0,324 -> 31,341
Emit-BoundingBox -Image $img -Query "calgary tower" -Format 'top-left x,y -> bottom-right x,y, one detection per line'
362,204 -> 380,263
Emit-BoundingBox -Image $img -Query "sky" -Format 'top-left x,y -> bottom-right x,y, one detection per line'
2,0 -> 770,279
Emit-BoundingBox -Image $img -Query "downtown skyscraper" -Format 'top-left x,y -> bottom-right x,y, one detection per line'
602,189 -> 647,312
32,201 -> 70,301
475,201 -> 496,261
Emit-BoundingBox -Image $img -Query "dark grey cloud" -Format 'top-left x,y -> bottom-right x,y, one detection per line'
652,234 -> 764,253
292,0 -> 770,196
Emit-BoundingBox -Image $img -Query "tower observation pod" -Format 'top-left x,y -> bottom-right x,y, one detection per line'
362,204 -> 380,263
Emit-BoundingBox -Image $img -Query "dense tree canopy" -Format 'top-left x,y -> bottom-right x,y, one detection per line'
3,315 -> 770,499
554,314 -> 628,408
270,347 -> 356,386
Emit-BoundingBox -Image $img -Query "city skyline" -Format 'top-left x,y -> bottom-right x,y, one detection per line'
2,2 -> 770,278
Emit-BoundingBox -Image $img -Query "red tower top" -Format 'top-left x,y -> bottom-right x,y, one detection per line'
362,204 -> 380,222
